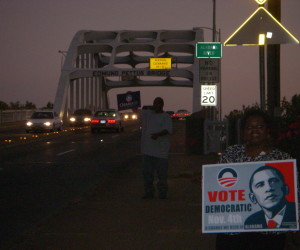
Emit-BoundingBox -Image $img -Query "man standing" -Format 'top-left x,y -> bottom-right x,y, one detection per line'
141,97 -> 172,199
244,165 -> 297,229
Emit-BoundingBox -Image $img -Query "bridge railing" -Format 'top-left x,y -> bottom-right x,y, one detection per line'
0,110 -> 34,124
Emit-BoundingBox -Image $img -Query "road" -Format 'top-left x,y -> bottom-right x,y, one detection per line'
0,121 -> 143,248
0,119 -> 185,248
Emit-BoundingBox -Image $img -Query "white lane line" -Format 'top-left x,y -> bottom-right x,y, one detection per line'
135,153 -> 185,156
56,149 -> 75,156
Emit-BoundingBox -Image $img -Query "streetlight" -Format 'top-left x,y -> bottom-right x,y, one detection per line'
257,0 -> 267,111
224,0 -> 298,113
199,27 -> 221,42
212,0 -> 216,42
58,50 -> 67,70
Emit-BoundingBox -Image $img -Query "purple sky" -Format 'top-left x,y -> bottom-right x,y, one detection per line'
0,0 -> 299,116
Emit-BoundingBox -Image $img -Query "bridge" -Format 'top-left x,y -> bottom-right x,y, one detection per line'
53,28 -> 204,118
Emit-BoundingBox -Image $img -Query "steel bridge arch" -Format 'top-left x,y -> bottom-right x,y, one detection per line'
53,28 -> 204,118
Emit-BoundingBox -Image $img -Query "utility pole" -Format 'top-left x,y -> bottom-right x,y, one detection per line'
267,0 -> 281,116
212,0 -> 216,42
212,0 -> 217,120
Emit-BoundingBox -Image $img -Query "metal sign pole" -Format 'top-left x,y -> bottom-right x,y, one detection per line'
259,45 -> 266,111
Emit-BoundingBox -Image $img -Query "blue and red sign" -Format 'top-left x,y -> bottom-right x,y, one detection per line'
202,159 -> 299,233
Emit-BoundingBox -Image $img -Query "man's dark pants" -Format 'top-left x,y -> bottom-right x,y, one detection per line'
142,154 -> 168,196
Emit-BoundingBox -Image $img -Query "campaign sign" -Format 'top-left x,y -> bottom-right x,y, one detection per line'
202,159 -> 299,233
117,91 -> 141,111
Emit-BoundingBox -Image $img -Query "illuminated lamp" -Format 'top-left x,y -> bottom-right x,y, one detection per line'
259,34 -> 265,45
255,0 -> 267,5
266,32 -> 272,39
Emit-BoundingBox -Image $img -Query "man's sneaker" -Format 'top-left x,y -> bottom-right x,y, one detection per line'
159,194 -> 167,199
142,193 -> 154,199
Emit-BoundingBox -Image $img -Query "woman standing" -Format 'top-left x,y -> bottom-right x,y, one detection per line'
216,109 -> 292,250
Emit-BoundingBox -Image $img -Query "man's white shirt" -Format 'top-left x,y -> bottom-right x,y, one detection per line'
141,110 -> 172,159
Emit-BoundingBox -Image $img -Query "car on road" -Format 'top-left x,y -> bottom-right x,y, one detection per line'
26,110 -> 63,133
166,111 -> 175,119
121,112 -> 139,121
174,109 -> 191,120
68,109 -> 92,126
91,109 -> 124,133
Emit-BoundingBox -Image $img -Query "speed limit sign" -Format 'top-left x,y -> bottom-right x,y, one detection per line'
201,85 -> 217,106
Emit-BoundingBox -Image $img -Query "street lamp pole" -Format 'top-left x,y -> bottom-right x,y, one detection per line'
212,0 -> 216,42
259,45 -> 266,111
58,50 -> 67,70
257,0 -> 267,111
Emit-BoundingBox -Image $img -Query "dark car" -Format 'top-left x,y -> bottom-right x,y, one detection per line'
174,109 -> 191,120
69,109 -> 92,126
121,112 -> 139,121
166,111 -> 175,119
91,109 -> 124,133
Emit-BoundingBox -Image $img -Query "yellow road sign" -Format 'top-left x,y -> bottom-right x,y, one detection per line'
150,58 -> 172,70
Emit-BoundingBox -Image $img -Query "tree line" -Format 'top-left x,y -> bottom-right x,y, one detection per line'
0,100 -> 53,110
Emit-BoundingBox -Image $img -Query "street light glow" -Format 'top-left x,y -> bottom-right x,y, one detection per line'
266,32 -> 273,38
259,34 -> 265,45
224,7 -> 299,46
255,0 -> 267,4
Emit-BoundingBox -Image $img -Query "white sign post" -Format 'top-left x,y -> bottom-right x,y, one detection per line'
201,85 -> 217,106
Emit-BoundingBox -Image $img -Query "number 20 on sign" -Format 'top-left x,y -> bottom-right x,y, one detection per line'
201,85 -> 217,106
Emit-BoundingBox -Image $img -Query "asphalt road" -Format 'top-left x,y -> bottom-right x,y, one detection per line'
0,121 -> 142,248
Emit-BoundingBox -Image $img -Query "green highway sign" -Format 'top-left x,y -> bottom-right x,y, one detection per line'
196,42 -> 222,58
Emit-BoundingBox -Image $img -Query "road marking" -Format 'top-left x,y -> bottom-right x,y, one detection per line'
56,149 -> 75,156
135,153 -> 185,156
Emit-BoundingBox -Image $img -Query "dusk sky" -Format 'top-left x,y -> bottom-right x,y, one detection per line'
0,0 -> 299,117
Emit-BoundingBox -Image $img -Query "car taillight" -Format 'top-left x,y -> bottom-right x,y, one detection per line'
91,119 -> 99,123
107,120 -> 116,124
171,114 -> 175,117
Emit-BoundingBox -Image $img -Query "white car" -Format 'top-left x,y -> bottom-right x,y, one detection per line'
26,110 -> 63,133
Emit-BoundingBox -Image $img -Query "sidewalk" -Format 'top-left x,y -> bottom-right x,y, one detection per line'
10,124 -> 219,250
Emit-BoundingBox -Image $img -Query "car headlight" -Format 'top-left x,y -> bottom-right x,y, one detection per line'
70,117 -> 76,122
132,114 -> 137,119
26,121 -> 33,126
124,114 -> 129,119
84,117 -> 91,122
44,122 -> 52,126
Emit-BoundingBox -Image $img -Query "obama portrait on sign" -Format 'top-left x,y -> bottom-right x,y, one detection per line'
244,165 -> 297,230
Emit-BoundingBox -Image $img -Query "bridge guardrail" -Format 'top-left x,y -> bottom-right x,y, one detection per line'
0,110 -> 34,124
